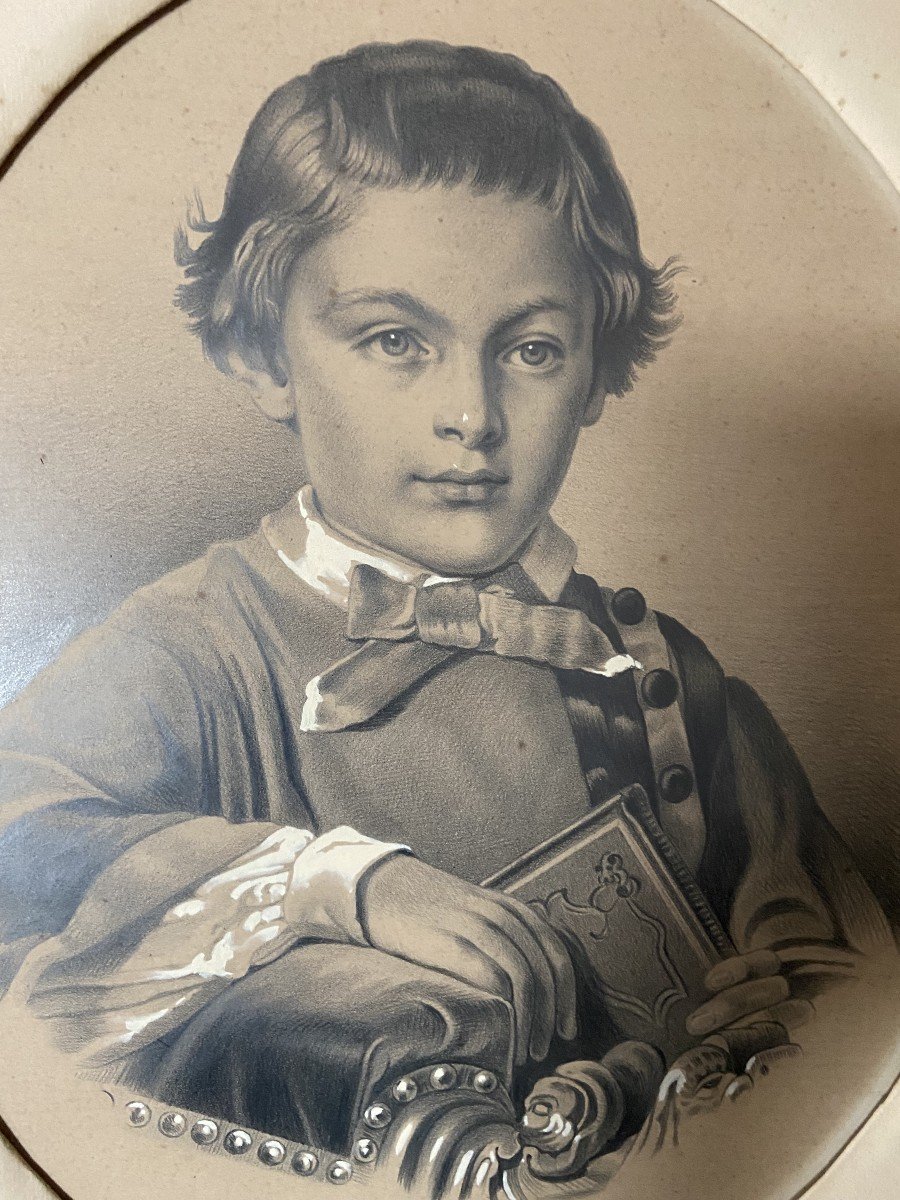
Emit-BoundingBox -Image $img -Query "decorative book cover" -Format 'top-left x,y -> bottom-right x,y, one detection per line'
483,784 -> 735,1061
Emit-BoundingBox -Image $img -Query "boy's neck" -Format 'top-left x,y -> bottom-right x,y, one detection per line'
308,490 -> 464,584
262,485 -> 577,609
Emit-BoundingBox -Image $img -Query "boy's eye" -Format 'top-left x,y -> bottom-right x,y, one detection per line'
377,331 -> 411,357
361,329 -> 427,361
505,340 -> 562,370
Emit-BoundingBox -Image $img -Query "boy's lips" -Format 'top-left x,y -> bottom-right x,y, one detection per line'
414,468 -> 509,504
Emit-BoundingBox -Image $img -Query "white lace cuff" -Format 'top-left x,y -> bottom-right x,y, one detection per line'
60,824 -> 409,1065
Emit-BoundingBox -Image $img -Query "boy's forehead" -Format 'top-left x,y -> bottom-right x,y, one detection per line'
293,184 -> 592,320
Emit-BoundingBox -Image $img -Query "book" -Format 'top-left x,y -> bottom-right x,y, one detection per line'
482,784 -> 734,1061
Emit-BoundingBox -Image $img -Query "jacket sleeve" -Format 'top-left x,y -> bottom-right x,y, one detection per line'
718,676 -> 895,994
0,618 -> 404,1067
0,616 -> 290,982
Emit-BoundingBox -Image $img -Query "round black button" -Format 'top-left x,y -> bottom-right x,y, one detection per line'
611,587 -> 647,625
641,668 -> 679,708
658,764 -> 694,804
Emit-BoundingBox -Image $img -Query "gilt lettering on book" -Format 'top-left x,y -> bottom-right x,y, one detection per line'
485,785 -> 733,1062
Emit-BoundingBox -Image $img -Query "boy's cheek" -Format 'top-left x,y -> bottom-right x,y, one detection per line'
510,435 -> 580,506
300,394 -> 430,471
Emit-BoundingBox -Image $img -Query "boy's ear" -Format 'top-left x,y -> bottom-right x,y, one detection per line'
581,384 -> 606,427
225,349 -> 294,423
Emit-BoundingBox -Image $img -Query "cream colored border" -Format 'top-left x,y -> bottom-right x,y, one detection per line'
2,0 -> 898,187
0,1 -> 897,1196
715,0 -> 900,187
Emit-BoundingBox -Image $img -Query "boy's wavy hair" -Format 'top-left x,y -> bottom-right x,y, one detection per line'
175,40 -> 679,396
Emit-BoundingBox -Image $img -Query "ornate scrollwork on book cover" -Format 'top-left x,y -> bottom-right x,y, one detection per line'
484,784 -> 734,1061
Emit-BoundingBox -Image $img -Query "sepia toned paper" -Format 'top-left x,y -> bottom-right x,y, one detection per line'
0,2 -> 897,1198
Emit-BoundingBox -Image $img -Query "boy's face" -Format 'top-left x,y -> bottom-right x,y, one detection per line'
272,184 -> 600,576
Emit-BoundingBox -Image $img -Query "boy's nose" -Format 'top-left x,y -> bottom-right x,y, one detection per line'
432,358 -> 503,451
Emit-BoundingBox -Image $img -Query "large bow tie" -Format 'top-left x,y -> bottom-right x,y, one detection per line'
301,564 -> 639,733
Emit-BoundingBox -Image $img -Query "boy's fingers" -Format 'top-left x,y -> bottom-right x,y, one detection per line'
774,945 -> 857,970
686,975 -> 790,1037
498,896 -> 578,1046
448,935 -> 508,998
732,998 -> 814,1033
508,907 -> 571,1060
476,926 -> 539,1067
452,933 -> 534,1066
768,998 -> 814,1031
521,908 -> 578,1042
497,908 -> 561,1060
484,914 -> 552,1062
705,950 -> 781,993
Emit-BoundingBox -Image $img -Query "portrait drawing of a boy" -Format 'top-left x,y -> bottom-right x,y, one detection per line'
0,38 -> 894,1193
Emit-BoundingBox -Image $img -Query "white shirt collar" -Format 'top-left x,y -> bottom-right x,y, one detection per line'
264,485 -> 577,609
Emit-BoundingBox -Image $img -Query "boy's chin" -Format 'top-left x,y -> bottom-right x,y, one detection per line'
409,533 -> 527,580
365,504 -> 543,579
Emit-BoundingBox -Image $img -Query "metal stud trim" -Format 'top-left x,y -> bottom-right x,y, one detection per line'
223,1129 -> 253,1155
350,1062 -> 514,1172
392,1076 -> 419,1103
118,1089 -> 377,1183
158,1112 -> 186,1138
327,1159 -> 353,1184
292,1150 -> 319,1176
429,1063 -> 458,1090
126,1101 -> 151,1128
258,1138 -> 286,1165
363,1102 -> 392,1129
473,1070 -> 497,1093
354,1137 -> 378,1163
190,1119 -> 219,1146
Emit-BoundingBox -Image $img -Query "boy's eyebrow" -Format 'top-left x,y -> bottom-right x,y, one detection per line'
315,290 -> 577,334
315,289 -> 448,328
491,297 -> 575,337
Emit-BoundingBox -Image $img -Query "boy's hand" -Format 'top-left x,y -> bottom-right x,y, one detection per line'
359,854 -> 578,1065
685,949 -> 811,1038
